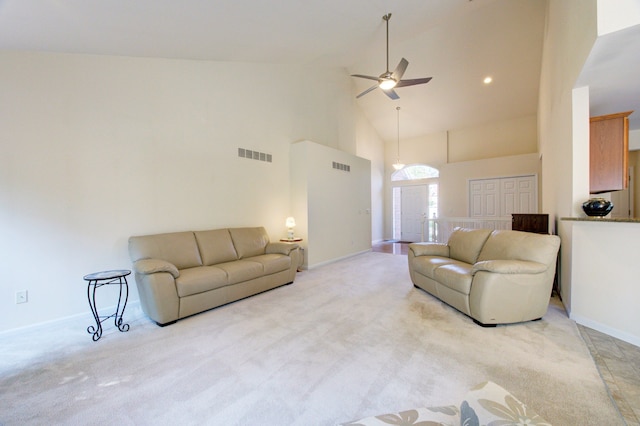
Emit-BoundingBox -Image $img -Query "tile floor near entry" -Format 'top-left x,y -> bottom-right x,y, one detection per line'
372,240 -> 640,426
579,325 -> 640,426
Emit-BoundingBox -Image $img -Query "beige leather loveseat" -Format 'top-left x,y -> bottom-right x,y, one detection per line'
408,227 -> 560,326
128,227 -> 300,326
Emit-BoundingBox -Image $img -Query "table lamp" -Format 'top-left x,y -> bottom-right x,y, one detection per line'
285,217 -> 296,240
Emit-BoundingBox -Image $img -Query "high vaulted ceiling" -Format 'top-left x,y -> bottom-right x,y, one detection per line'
1,0 -> 637,142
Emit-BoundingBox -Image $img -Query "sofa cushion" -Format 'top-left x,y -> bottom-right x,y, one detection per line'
194,229 -> 239,265
128,231 -> 202,270
248,254 -> 291,275
411,256 -> 459,280
448,227 -> 492,265
175,266 -> 228,297
216,259 -> 264,284
433,262 -> 474,295
229,227 -> 270,259
477,229 -> 561,265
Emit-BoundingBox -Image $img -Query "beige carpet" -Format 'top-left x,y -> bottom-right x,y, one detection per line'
0,251 -> 624,425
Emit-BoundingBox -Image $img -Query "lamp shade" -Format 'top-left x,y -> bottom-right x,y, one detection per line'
285,217 -> 296,228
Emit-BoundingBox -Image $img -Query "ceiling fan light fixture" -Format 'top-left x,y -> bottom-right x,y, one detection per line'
350,13 -> 432,100
379,78 -> 397,90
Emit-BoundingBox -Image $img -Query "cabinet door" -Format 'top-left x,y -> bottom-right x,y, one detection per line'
590,111 -> 632,193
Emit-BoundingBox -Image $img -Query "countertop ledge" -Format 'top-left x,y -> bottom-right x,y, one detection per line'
561,217 -> 640,223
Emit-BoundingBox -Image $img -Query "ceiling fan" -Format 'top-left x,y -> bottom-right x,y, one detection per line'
352,13 -> 432,100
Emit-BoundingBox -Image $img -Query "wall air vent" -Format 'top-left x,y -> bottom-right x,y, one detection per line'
332,161 -> 351,172
238,148 -> 272,163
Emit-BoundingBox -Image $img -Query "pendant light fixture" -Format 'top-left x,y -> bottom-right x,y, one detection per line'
393,106 -> 405,170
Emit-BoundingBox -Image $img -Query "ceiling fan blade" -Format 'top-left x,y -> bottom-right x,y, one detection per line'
351,74 -> 380,82
356,84 -> 380,99
391,58 -> 409,81
395,77 -> 433,88
382,88 -> 399,100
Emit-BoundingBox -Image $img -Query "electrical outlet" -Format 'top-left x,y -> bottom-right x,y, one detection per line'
15,290 -> 28,304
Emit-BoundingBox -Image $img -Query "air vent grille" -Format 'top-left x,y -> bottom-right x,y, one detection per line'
238,148 -> 272,163
332,161 -> 351,172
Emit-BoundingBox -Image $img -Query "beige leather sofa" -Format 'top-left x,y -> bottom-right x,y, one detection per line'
128,227 -> 301,326
408,227 -> 560,326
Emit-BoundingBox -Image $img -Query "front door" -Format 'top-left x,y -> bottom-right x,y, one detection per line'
401,186 -> 427,242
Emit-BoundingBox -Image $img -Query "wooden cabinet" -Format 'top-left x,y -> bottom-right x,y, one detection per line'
512,214 -> 549,234
590,111 -> 633,194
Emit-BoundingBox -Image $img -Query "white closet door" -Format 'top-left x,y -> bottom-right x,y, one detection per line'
500,176 -> 537,216
470,175 -> 537,217
469,179 -> 499,217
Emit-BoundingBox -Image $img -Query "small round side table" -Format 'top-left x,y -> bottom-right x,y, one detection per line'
83,269 -> 131,341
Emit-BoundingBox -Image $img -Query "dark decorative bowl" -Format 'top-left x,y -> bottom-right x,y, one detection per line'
582,198 -> 614,217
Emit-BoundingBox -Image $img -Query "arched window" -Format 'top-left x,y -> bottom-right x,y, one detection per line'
392,164 -> 439,181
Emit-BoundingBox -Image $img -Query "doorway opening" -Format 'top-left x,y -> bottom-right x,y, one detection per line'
392,165 -> 439,242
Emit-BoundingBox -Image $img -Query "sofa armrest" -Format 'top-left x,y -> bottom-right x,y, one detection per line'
266,242 -> 299,256
409,243 -> 450,258
133,259 -> 180,278
471,260 -> 546,275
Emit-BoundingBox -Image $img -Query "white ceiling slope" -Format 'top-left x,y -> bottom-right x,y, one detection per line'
3,0 -> 634,141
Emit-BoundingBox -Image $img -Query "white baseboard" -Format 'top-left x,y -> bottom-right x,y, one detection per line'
0,301 -> 143,337
306,249 -> 372,270
570,312 -> 640,348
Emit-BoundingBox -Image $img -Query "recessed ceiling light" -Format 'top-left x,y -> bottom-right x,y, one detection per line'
483,76 -> 493,85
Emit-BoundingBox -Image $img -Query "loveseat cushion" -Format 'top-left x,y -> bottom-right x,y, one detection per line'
248,254 -> 292,275
175,266 -> 228,297
229,227 -> 270,259
477,229 -> 560,265
433,262 -> 474,295
411,256 -> 459,279
128,231 -> 202,270
448,227 -> 492,264
194,229 -> 239,265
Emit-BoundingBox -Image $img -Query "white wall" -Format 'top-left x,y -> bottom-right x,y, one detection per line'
0,51 -> 380,332
355,107 -> 385,243
291,141 -> 371,269
538,0 -> 597,309
569,221 -> 640,346
448,115 -> 538,163
596,0 -> 640,35
629,129 -> 640,150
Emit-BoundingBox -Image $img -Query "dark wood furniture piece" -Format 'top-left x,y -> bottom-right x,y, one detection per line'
590,111 -> 633,194
511,214 -> 549,234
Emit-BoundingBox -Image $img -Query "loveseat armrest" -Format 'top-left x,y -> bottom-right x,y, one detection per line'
266,242 -> 300,256
409,243 -> 450,258
133,258 -> 180,278
471,260 -> 546,275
